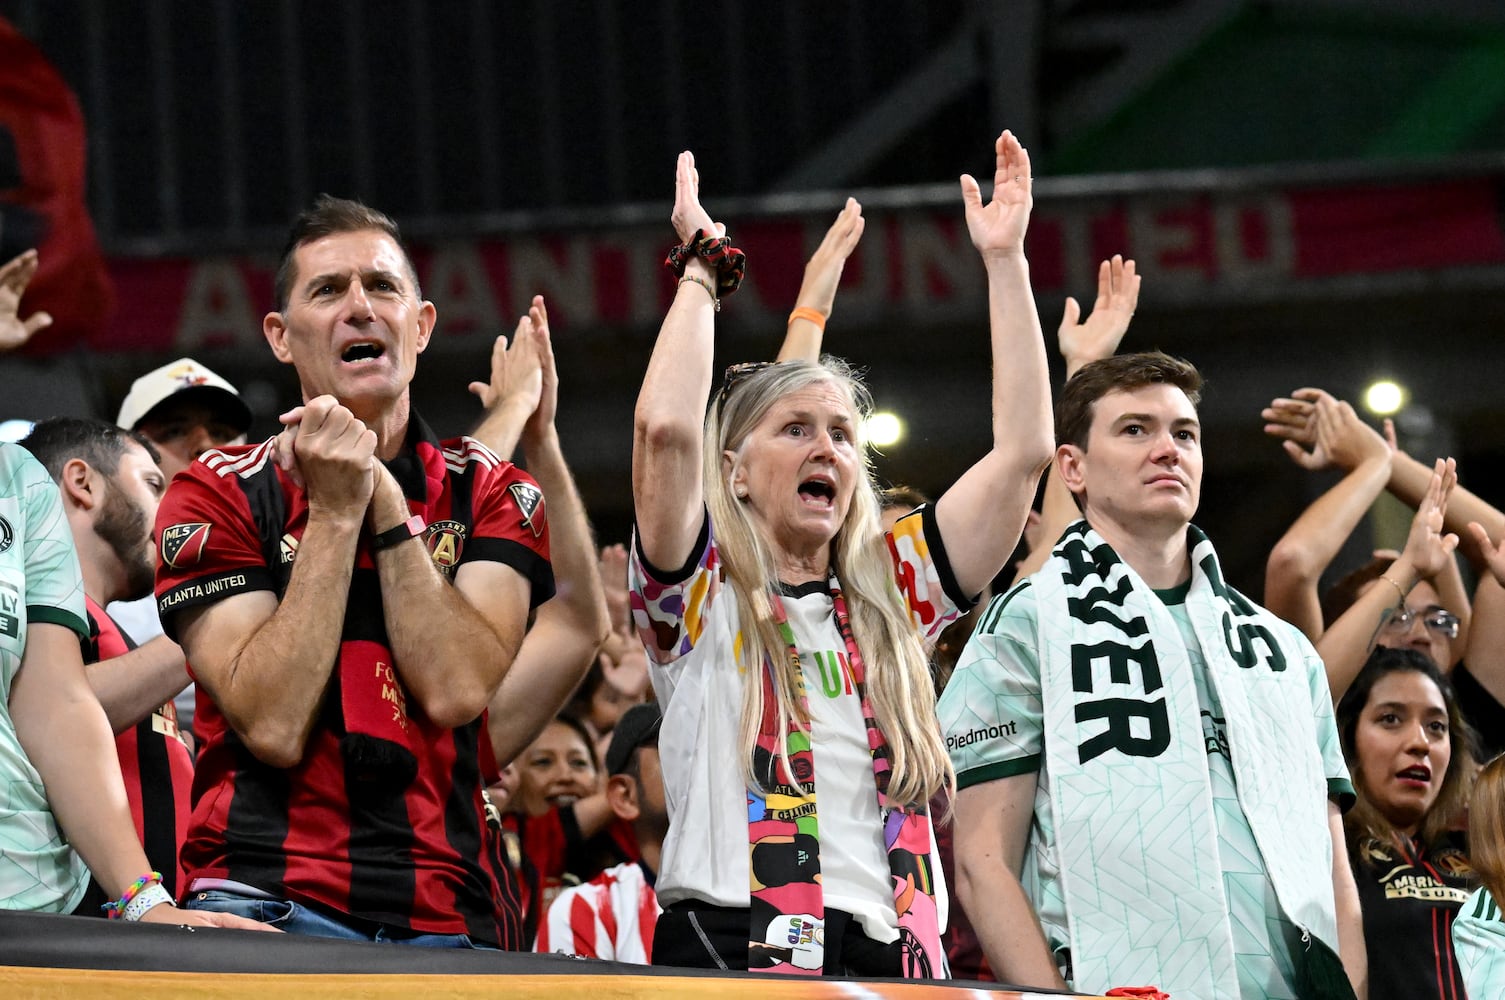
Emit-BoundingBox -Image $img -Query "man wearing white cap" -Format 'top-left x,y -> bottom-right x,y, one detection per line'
111,358 -> 254,730
116,358 -> 253,481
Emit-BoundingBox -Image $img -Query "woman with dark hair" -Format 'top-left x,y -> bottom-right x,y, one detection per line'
1337,646 -> 1480,1000
630,133 -> 1052,977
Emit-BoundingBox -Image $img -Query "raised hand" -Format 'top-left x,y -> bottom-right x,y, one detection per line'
1319,396 -> 1391,472
0,249 -> 53,351
468,309 -> 544,418
1467,521 -> 1505,586
794,198 -> 865,319
1264,388 -> 1388,472
521,296 -> 558,440
671,150 -> 718,245
596,542 -> 648,698
960,130 -> 1033,260
1262,388 -> 1322,461
1402,458 -> 1460,582
1058,255 -> 1139,375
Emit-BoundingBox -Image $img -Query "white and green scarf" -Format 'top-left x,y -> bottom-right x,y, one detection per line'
1032,521 -> 1342,999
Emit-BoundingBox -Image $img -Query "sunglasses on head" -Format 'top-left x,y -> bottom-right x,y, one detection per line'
715,361 -> 775,415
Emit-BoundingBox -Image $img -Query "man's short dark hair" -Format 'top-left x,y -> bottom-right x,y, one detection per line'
1056,351 -> 1204,450
879,484 -> 931,513
272,194 -> 419,311
19,417 -> 159,483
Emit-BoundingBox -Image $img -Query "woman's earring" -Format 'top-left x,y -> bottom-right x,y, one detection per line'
735,486 -> 749,500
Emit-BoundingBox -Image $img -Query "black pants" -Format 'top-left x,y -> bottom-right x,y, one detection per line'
652,900 -> 901,977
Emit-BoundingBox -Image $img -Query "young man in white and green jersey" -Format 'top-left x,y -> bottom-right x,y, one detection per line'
938,351 -> 1366,1000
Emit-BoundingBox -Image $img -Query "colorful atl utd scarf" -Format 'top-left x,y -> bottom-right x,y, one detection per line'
746,579 -> 944,977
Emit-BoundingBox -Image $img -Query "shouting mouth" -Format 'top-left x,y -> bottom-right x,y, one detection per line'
798,478 -> 836,508
341,341 -> 387,365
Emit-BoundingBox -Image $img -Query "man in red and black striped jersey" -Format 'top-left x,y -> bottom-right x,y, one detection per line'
154,196 -> 554,948
19,418 -> 195,901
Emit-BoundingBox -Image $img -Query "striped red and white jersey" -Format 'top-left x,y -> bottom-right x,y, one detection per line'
536,861 -> 660,963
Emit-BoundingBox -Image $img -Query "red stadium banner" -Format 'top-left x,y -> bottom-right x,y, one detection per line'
35,172 -> 1505,357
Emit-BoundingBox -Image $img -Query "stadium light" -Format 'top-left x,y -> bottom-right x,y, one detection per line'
1363,380 -> 1406,416
864,411 -> 904,448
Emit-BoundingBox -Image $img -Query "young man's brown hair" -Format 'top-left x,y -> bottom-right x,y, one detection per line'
1055,351 -> 1204,450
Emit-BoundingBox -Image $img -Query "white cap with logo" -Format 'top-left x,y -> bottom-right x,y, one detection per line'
116,358 -> 253,434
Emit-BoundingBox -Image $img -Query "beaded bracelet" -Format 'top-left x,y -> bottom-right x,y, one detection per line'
679,275 -> 719,311
102,871 -> 163,919
664,229 -> 747,296
123,882 -> 176,922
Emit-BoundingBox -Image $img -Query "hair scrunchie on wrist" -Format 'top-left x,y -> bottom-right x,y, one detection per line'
665,229 -> 747,296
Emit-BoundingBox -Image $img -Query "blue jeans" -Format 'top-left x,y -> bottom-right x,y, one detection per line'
185,889 -> 489,948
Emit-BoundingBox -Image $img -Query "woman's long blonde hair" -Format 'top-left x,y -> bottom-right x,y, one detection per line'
1470,754 -> 1505,905
705,357 -> 953,809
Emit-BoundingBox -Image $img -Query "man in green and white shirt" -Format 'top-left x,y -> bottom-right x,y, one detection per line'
0,442 -> 92,909
938,351 -> 1364,1000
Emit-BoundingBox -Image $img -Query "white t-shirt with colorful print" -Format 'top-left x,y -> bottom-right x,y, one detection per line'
629,506 -> 966,945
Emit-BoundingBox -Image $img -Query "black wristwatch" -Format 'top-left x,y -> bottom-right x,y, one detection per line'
371,514 -> 426,552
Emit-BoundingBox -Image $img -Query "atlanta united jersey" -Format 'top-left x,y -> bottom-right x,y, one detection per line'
154,414 -> 552,944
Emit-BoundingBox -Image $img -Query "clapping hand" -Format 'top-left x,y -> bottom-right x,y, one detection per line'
1058,255 -> 1139,375
1263,388 -> 1390,472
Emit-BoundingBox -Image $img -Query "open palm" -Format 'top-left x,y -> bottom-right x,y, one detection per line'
0,250 -> 53,351
962,130 -> 1033,259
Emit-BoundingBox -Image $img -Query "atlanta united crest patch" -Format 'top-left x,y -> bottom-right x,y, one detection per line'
508,482 -> 545,538
425,519 -> 467,573
161,522 -> 212,569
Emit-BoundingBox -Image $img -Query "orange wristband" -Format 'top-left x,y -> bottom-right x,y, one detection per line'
787,307 -> 827,331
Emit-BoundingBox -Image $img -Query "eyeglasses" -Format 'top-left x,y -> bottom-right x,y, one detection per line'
715,361 -> 774,415
1382,606 -> 1460,639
